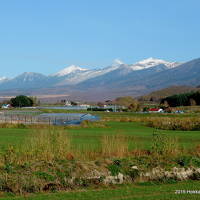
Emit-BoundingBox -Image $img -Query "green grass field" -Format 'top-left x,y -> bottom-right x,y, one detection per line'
1,111 -> 200,199
40,108 -> 200,118
1,181 -> 200,200
0,121 -> 200,152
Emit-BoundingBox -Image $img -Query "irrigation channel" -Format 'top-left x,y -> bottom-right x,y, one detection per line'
0,111 -> 100,125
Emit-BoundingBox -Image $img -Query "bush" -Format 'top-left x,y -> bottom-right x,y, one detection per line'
108,164 -> 121,176
175,155 -> 192,167
151,133 -> 179,158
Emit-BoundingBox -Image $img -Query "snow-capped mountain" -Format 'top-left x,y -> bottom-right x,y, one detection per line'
50,57 -> 180,84
51,60 -> 123,86
0,57 -> 181,90
129,57 -> 181,71
53,65 -> 88,77
0,77 -> 7,83
65,57 -> 181,86
112,59 -> 124,66
2,57 -> 198,101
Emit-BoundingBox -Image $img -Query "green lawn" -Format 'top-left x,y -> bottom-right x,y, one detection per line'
1,181 -> 200,200
0,121 -> 200,151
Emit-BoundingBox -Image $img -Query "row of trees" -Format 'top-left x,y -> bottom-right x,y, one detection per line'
161,91 -> 200,107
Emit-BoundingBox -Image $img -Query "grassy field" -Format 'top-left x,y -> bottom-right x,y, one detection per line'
39,108 -> 200,118
1,181 -> 200,200
0,121 -> 200,152
0,111 -> 200,199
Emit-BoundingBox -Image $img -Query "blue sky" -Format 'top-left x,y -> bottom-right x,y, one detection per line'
0,0 -> 200,77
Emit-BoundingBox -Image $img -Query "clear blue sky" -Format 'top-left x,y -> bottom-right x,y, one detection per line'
0,0 -> 200,77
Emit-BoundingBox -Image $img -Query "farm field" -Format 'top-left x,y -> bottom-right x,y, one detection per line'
0,121 -> 200,151
0,111 -> 200,199
1,181 -> 200,200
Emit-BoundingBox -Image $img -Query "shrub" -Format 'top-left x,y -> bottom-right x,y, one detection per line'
108,164 -> 121,176
151,133 -> 179,158
175,155 -> 192,167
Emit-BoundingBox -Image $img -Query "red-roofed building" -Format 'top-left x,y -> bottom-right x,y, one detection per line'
148,108 -> 163,113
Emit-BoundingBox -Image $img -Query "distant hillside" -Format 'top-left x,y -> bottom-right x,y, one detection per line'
144,58 -> 200,90
139,86 -> 200,102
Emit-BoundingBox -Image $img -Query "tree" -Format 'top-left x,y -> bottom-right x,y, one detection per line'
10,95 -> 34,107
161,91 -> 200,107
115,96 -> 139,111
29,96 -> 39,106
128,102 -> 140,112
190,98 -> 196,106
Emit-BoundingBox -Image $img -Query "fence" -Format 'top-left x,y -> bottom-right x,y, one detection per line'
0,113 -> 100,125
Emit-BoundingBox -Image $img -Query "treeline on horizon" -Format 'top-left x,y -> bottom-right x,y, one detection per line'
161,91 -> 200,107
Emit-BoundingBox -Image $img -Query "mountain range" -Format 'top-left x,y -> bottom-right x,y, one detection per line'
0,57 -> 199,101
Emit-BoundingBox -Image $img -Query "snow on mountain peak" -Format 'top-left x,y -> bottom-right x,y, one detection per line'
130,57 -> 180,70
0,77 -> 6,81
112,59 -> 124,66
137,57 -> 164,65
0,77 -> 7,82
54,65 -> 88,77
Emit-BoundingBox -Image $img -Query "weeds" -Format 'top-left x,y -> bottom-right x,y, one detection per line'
22,128 -> 71,162
104,115 -> 200,131
101,135 -> 129,158
0,123 -> 199,195
151,132 -> 180,157
147,117 -> 200,130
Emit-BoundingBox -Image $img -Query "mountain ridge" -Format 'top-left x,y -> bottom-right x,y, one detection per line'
0,57 -> 199,101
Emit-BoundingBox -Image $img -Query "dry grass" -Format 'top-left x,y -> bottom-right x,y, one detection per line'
0,126 -> 183,165
0,129 -> 132,163
0,126 -> 199,195
101,135 -> 129,158
24,128 -> 71,162
147,117 -> 200,130
104,115 -> 200,131
1,128 -> 71,165
194,144 -> 200,157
